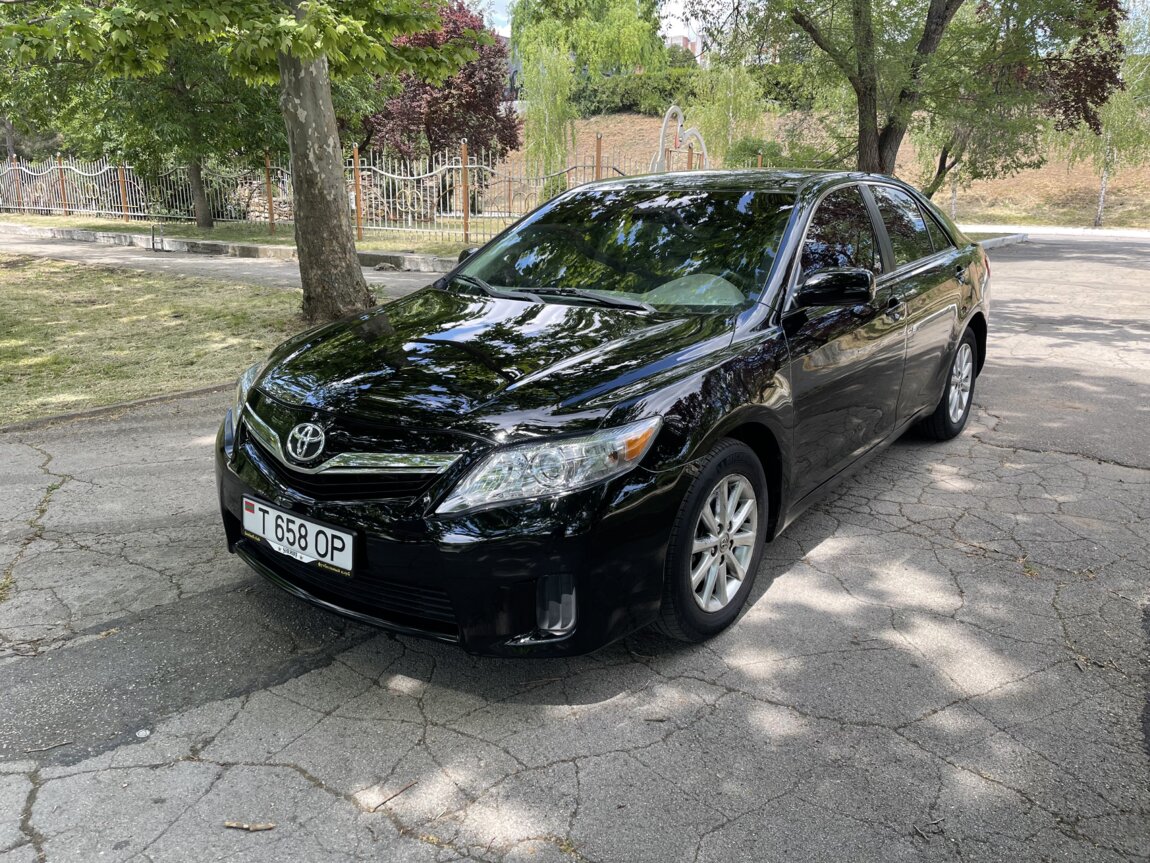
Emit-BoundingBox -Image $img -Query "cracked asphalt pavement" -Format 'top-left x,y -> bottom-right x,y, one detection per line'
1,234 -> 1148,862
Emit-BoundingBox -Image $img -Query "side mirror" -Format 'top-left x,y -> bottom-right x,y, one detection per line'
458,247 -> 479,264
795,268 -> 876,308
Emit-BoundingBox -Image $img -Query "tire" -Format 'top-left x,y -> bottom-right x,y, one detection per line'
656,439 -> 769,642
919,328 -> 978,441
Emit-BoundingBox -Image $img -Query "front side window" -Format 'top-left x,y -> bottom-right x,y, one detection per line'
800,185 -> 882,281
871,186 -> 936,268
459,188 -> 796,312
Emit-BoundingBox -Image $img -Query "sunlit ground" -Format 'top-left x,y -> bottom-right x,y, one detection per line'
0,253 -> 301,424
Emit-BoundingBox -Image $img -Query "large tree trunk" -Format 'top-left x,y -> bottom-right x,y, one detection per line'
877,123 -> 906,174
853,0 -> 882,173
187,160 -> 214,229
857,86 -> 882,173
277,49 -> 373,323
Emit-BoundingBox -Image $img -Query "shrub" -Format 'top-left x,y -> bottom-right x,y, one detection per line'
725,136 -> 838,170
573,68 -> 699,117
726,137 -> 783,168
540,173 -> 569,202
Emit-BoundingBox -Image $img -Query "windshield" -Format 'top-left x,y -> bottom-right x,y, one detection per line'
458,187 -> 796,312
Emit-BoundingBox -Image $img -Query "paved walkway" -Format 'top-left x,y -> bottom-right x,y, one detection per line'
0,233 -> 441,300
0,235 -> 1147,862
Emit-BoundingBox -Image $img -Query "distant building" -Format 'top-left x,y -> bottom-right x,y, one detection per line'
664,34 -> 707,67
666,35 -> 699,56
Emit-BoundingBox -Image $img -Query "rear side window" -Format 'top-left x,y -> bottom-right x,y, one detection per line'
801,185 -> 882,281
871,186 -> 936,268
923,211 -> 952,252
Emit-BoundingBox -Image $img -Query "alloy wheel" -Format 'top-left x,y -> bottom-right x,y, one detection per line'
690,473 -> 758,613
947,342 -> 974,424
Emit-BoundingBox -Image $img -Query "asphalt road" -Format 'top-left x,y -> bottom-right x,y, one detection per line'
1,234 -> 1148,863
0,233 -> 438,300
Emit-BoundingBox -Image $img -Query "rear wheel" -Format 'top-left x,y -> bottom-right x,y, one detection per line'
656,439 -> 768,642
920,329 -> 978,441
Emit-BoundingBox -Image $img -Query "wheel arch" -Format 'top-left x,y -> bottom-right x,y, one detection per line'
722,421 -> 785,541
966,311 -> 987,375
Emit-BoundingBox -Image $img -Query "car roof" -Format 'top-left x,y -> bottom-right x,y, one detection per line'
578,168 -> 911,198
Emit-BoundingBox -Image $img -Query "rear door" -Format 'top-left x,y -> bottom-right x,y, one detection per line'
866,184 -> 965,424
783,184 -> 907,499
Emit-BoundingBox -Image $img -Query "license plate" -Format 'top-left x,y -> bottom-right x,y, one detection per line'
242,497 -> 354,576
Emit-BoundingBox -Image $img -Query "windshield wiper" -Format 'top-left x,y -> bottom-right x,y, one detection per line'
530,287 -> 654,313
441,273 -> 540,303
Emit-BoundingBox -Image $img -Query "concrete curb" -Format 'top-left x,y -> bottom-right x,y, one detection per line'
359,250 -> 458,273
977,233 -> 1028,250
958,223 -> 1150,238
3,223 -> 456,272
0,384 -> 232,434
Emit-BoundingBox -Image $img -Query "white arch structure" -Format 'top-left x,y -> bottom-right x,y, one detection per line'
650,105 -> 710,172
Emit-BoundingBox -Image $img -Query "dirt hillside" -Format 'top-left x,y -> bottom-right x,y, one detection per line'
505,112 -> 1150,228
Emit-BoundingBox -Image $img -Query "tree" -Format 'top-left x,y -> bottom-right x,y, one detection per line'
3,1 -> 473,322
1058,16 -> 1150,225
690,0 -> 1126,181
367,1 -> 520,161
688,65 -> 765,165
512,0 -> 663,181
666,43 -> 699,68
56,46 -> 284,228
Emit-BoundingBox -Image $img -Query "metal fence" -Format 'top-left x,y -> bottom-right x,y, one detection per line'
0,141 -> 708,245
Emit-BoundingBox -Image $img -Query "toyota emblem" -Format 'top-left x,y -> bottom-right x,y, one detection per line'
285,422 -> 325,462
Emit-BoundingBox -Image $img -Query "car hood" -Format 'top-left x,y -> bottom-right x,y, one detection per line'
257,288 -> 734,437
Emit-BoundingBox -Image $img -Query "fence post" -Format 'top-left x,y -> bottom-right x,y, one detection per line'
460,138 -> 470,245
118,163 -> 130,221
352,144 -> 363,242
11,155 -> 24,211
265,151 -> 275,235
595,133 -> 602,181
56,153 -> 70,215
664,147 -> 671,173
506,174 -> 513,219
686,144 -> 694,171
757,150 -> 763,168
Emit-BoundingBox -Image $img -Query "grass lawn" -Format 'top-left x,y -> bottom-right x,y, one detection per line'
0,213 -> 475,258
0,254 -> 302,425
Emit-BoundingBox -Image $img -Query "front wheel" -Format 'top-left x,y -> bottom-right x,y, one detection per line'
656,439 -> 768,642
919,329 -> 978,440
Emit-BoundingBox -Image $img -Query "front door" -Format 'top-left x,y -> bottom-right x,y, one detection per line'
784,184 -> 908,499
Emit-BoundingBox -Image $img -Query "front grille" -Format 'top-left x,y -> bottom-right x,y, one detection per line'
245,434 -> 437,502
243,539 -> 459,638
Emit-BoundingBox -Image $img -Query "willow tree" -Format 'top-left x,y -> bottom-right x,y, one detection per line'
2,1 -> 473,321
1058,17 -> 1150,226
692,0 -> 1125,182
688,65 -> 766,166
512,0 -> 663,186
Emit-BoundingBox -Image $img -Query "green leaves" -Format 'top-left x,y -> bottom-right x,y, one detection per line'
512,0 -> 663,174
2,0 -> 472,84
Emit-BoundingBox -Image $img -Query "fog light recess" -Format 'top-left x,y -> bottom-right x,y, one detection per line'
537,572 -> 576,636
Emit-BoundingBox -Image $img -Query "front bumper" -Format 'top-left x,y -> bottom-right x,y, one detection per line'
216,416 -> 687,656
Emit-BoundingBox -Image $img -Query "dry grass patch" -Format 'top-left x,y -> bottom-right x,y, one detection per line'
0,254 -> 301,425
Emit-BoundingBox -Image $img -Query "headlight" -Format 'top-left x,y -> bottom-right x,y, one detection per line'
436,417 -> 663,514
234,361 -> 265,419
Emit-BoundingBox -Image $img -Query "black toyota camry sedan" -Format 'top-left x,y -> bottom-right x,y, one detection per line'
216,169 -> 990,656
